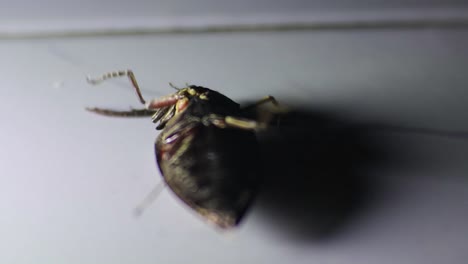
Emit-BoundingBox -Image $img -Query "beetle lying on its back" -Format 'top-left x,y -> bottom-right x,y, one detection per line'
87,70 -> 273,228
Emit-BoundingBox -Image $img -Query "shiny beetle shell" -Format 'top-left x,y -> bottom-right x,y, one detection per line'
153,86 -> 260,228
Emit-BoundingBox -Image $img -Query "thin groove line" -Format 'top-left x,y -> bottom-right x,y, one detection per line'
1,19 -> 468,39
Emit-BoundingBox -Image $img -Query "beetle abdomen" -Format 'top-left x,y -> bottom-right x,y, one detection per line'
156,122 -> 259,228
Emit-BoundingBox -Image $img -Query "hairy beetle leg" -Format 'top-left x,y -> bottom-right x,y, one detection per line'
85,107 -> 155,117
86,70 -> 165,118
87,69 -> 147,104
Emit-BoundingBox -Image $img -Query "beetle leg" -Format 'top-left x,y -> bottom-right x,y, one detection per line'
133,181 -> 166,217
86,107 -> 155,117
242,95 -> 279,110
87,69 -> 147,104
155,107 -> 176,129
242,95 -> 289,127
225,116 -> 267,130
204,114 -> 266,131
243,95 -> 290,116
151,107 -> 170,122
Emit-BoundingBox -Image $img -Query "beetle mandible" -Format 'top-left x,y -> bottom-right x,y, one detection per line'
86,70 -> 278,228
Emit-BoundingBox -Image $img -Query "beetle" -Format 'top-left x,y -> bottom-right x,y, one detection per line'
86,70 -> 277,228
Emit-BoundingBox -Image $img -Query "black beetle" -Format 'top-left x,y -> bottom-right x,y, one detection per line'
86,70 -> 277,228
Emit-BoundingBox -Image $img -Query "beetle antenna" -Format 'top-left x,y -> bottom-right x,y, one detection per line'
168,82 -> 181,90
133,181 -> 166,217
87,70 -> 147,105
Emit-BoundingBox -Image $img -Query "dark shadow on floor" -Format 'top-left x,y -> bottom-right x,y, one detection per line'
244,107 -> 399,241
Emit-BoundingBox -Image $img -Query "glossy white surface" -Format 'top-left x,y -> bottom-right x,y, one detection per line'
0,29 -> 467,263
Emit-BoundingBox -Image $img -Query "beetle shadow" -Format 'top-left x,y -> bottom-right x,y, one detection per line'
247,107 -> 398,241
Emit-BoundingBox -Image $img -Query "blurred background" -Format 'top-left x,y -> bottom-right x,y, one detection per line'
0,1 -> 467,264
1,0 -> 468,36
